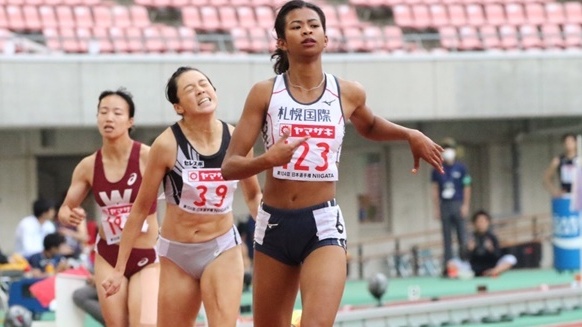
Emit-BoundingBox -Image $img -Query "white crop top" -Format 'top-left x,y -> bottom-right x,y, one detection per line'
262,73 -> 345,181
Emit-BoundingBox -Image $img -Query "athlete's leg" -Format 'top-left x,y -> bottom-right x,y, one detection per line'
157,257 -> 201,327
200,245 -> 244,327
252,251 -> 300,327
299,246 -> 347,327
93,254 -> 130,327
127,263 -> 160,327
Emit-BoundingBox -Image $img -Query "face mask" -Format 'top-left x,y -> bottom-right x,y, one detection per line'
442,148 -> 456,162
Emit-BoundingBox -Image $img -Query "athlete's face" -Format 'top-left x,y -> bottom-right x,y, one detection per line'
173,70 -> 217,116
97,94 -> 133,138
563,136 -> 577,153
473,214 -> 490,234
278,8 -> 327,57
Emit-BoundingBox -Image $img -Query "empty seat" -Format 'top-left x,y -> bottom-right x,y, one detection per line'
459,25 -> 481,50
498,25 -> 519,49
320,5 -> 339,28
93,6 -> 113,27
362,25 -> 385,52
125,26 -> 143,52
129,6 -> 150,27
429,4 -> 448,28
465,4 -> 485,27
6,5 -> 26,31
519,24 -> 542,49
248,28 -> 270,53
447,4 -> 466,27
199,6 -> 220,31
231,27 -> 251,52
75,27 -> 91,53
108,26 -> 129,52
236,6 -> 256,29
342,27 -> 367,52
255,6 -> 274,29
325,26 -> 343,52
524,3 -> 545,25
438,26 -> 459,50
337,4 -> 360,28
22,5 -> 42,31
73,6 -> 94,29
541,24 -> 563,49
393,5 -> 413,28
384,26 -> 404,51
43,28 -> 61,51
411,4 -> 430,29
563,23 -> 582,48
92,26 -> 114,53
545,3 -> 565,25
55,6 -> 75,28
480,25 -> 501,49
143,25 -> 164,52
565,2 -> 582,24
112,6 -> 131,28
177,26 -> 198,52
159,25 -> 179,52
39,6 -> 58,29
182,7 -> 202,30
60,27 -> 80,52
484,4 -> 505,27
218,6 -> 238,30
0,7 -> 7,29
504,3 -> 526,26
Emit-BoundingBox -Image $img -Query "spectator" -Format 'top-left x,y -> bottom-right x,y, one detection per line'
543,133 -> 578,198
15,199 -> 57,258
72,276 -> 105,326
431,137 -> 471,276
449,210 -> 517,277
27,232 -> 68,278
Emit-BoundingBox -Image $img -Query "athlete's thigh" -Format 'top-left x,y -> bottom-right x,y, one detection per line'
128,263 -> 160,327
157,257 -> 201,327
200,245 -> 244,326
252,251 -> 301,327
94,254 -> 129,327
299,245 -> 347,327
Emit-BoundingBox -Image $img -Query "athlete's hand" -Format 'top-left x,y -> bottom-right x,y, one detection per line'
408,130 -> 444,174
60,207 -> 86,227
266,131 -> 310,167
101,270 -> 124,298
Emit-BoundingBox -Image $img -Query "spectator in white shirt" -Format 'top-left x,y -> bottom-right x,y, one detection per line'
15,199 -> 57,258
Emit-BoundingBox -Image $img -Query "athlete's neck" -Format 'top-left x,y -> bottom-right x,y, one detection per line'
286,60 -> 324,90
180,116 -> 221,145
101,135 -> 133,160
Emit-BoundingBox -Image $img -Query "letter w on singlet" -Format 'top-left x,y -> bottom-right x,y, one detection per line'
99,189 -> 132,206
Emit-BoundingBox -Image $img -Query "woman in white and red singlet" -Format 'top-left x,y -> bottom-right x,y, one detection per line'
101,67 -> 262,327
58,88 -> 159,327
221,1 -> 445,326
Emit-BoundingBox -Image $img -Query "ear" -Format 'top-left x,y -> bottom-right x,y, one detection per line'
173,103 -> 184,115
276,38 -> 287,52
324,34 -> 328,48
128,116 -> 135,128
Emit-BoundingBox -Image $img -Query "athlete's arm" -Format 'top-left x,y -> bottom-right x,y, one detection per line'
58,156 -> 93,227
239,148 -> 262,219
343,80 -> 443,173
103,132 -> 172,297
543,157 -> 561,197
222,80 -> 307,180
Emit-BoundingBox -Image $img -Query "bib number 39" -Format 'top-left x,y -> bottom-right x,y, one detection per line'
193,184 -> 228,207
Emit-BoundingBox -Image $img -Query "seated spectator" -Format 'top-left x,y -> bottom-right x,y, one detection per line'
15,199 -> 57,258
448,209 -> 517,277
72,275 -> 104,326
27,233 -> 68,278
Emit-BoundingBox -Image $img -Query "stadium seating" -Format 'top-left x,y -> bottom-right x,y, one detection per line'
1,0 -> 582,54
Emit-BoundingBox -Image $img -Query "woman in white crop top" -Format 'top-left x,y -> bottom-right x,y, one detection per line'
221,1 -> 445,326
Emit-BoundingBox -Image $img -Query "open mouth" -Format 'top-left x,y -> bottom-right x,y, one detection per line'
198,97 -> 211,105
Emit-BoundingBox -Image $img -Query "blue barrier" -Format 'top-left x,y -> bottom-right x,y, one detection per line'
552,197 -> 582,271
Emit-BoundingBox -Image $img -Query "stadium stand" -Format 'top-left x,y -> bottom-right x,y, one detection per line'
1,0 -> 582,54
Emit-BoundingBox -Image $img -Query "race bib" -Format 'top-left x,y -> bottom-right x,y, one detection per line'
100,204 -> 148,245
561,164 -> 575,184
272,122 -> 339,182
179,168 -> 238,214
